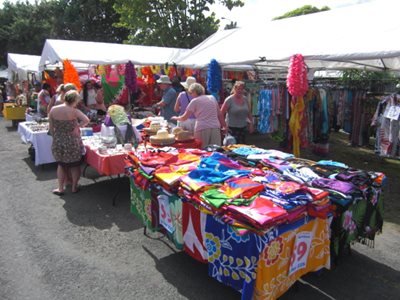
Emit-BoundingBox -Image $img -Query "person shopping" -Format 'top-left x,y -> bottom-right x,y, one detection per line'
48,90 -> 89,195
154,75 -> 178,123
220,81 -> 254,144
174,76 -> 197,133
171,83 -> 226,147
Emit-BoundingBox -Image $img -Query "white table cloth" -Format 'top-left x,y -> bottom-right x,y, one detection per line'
18,122 -> 56,166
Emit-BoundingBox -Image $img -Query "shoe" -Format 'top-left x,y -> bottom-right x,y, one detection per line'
52,189 -> 64,196
72,186 -> 81,193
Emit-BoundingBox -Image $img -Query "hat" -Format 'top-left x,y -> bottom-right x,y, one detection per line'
144,121 -> 162,135
156,75 -> 172,85
181,76 -> 196,89
150,129 -> 175,146
176,130 -> 194,142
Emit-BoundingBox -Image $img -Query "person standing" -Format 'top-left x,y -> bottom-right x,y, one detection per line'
220,81 -> 254,144
171,83 -> 226,147
155,75 -> 178,123
174,76 -> 197,133
48,90 -> 89,195
37,83 -> 52,117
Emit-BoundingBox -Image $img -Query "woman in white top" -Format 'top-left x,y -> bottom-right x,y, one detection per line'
80,81 -> 97,110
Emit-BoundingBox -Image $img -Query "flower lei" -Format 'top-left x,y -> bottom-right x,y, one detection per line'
125,61 -> 137,93
207,59 -> 222,96
287,54 -> 308,97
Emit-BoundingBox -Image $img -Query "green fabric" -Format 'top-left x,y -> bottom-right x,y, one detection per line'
201,188 -> 256,208
201,188 -> 230,208
163,191 -> 183,250
102,75 -> 124,104
130,178 -> 153,230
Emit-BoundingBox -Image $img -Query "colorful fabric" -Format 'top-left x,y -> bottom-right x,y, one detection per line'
154,162 -> 198,186
157,188 -> 183,249
219,177 -> 265,199
205,215 -> 273,299
129,177 -> 153,230
182,201 -> 208,263
253,217 -> 330,300
225,196 -> 288,230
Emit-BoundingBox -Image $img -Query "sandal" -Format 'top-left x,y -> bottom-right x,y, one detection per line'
52,189 -> 64,196
72,186 -> 81,193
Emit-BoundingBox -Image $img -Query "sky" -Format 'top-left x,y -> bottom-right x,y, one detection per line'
0,0 -> 375,27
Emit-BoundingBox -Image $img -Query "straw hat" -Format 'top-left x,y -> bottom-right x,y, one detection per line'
156,75 -> 172,84
172,127 -> 184,135
181,76 -> 196,89
150,129 -> 175,145
144,121 -> 162,135
176,130 -> 194,142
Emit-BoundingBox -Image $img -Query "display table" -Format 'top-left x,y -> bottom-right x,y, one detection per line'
3,103 -> 27,125
125,145 -> 385,299
17,121 -> 55,166
84,145 -> 126,176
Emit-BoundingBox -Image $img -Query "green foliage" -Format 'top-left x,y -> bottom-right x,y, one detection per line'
338,69 -> 397,90
113,0 -> 244,48
0,0 -> 129,65
273,5 -> 330,20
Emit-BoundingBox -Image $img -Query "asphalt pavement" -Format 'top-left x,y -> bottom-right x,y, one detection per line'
0,116 -> 399,300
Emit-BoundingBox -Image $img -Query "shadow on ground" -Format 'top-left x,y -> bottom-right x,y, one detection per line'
60,176 -> 142,232
143,246 -> 241,300
282,249 -> 400,299
144,241 -> 400,300
22,157 -> 58,181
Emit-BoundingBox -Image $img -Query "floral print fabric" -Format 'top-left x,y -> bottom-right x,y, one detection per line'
254,218 -> 330,300
51,119 -> 84,164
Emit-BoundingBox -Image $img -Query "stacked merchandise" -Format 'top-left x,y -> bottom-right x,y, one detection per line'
226,145 -> 386,260
125,146 -> 338,299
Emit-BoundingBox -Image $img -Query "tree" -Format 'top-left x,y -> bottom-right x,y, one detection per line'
273,5 -> 330,20
49,0 -> 128,43
0,0 -> 129,66
113,0 -> 244,48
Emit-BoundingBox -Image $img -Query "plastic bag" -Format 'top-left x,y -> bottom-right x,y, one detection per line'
223,134 -> 236,146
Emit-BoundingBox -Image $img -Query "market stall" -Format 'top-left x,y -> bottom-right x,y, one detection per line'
124,143 -> 384,299
7,53 -> 41,82
17,121 -> 55,166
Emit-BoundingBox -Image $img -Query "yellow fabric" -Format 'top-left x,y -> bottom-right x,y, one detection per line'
253,218 -> 330,300
288,96 -> 305,157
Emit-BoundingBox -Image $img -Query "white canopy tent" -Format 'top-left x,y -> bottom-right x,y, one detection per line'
39,39 -> 190,71
7,53 -> 41,81
177,0 -> 400,71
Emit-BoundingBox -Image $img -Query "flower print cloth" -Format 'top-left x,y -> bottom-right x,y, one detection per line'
51,119 -> 84,164
130,177 -> 154,230
253,217 -> 330,300
205,215 -> 276,299
157,188 -> 183,249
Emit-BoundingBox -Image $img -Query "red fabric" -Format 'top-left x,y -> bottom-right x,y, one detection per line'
182,202 -> 208,263
85,146 -> 126,176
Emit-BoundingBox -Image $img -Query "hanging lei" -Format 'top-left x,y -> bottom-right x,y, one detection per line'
207,59 -> 222,100
125,61 -> 137,93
